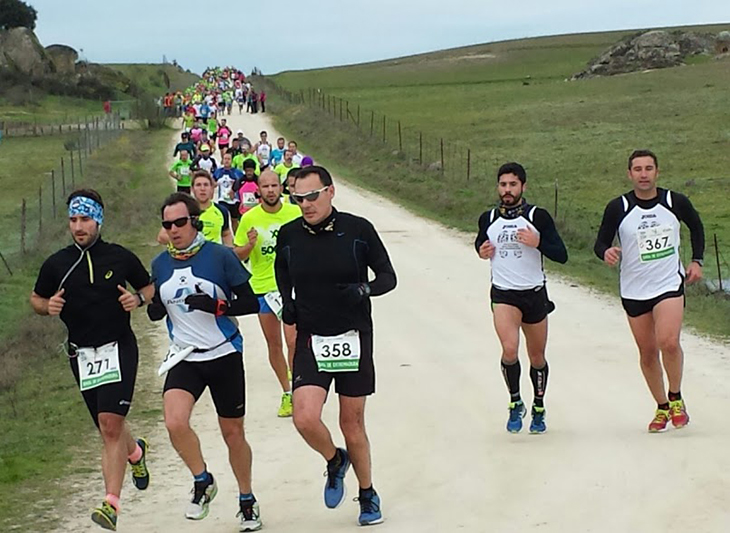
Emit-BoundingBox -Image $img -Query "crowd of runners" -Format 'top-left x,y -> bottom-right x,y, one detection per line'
29,65 -> 705,532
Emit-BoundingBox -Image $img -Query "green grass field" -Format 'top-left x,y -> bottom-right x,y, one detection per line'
0,128 -> 174,529
268,23 -> 730,338
107,63 -> 199,95
0,95 -> 103,124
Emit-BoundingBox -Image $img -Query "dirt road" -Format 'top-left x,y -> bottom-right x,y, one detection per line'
53,110 -> 730,532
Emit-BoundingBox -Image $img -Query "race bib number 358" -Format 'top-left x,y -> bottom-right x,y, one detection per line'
311,330 -> 361,373
77,342 -> 122,391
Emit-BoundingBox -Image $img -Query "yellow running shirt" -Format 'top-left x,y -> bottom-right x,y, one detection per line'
199,203 -> 230,244
234,202 -> 301,294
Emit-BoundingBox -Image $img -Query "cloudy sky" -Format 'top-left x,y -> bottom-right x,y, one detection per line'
31,0 -> 729,75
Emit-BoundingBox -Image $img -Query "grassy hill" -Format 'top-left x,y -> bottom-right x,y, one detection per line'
106,63 -> 199,95
267,22 -> 730,337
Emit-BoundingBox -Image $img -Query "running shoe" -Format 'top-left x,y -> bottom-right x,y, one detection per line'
506,401 -> 526,433
648,408 -> 671,433
278,393 -> 293,418
529,406 -> 547,434
91,501 -> 117,531
129,437 -> 150,490
356,489 -> 383,526
324,448 -> 351,509
237,499 -> 262,531
669,399 -> 690,429
185,474 -> 218,520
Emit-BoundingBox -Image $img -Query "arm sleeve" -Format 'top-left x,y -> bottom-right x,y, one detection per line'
474,211 -> 491,252
173,144 -> 180,157
594,198 -> 623,261
226,282 -> 260,316
532,209 -> 568,264
33,257 -> 58,297
274,232 -> 294,306
146,259 -> 166,321
123,248 -> 151,290
673,193 -> 705,262
363,221 -> 397,297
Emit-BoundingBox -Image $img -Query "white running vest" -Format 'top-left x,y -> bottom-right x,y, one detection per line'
485,207 -> 545,290
617,191 -> 684,300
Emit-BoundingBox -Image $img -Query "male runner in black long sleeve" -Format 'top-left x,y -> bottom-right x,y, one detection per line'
275,165 -> 396,526
475,162 -> 567,435
594,150 -> 704,433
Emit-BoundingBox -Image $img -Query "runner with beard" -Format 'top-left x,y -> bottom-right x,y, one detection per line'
234,170 -> 301,417
474,162 -> 568,434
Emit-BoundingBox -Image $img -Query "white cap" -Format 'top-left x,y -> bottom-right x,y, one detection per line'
237,129 -> 244,135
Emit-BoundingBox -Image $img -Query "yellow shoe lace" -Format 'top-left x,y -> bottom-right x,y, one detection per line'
130,457 -> 147,478
669,400 -> 685,416
652,409 -> 670,424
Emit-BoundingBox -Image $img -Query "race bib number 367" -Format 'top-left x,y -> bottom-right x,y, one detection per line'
637,224 -> 676,263
311,330 -> 361,373
77,342 -> 122,391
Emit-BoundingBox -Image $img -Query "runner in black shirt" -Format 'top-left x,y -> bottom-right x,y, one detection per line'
275,166 -> 396,526
30,189 -> 154,531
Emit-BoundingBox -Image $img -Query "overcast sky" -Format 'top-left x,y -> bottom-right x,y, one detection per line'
31,0 -> 729,75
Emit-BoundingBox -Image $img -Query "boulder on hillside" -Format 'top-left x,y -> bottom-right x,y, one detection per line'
572,29 -> 725,80
45,44 -> 78,75
0,27 -> 54,77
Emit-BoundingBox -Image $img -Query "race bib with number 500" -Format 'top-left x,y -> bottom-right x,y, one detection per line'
311,330 -> 361,373
77,342 -> 122,391
637,224 -> 676,263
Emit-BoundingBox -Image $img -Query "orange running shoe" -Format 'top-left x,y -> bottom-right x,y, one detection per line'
648,408 -> 671,433
669,399 -> 690,429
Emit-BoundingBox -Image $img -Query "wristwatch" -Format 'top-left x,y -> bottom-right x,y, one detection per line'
137,292 -> 146,306
692,259 -> 704,267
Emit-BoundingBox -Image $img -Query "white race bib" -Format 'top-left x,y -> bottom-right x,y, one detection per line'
637,224 -> 676,263
311,330 -> 361,373
158,343 -> 195,376
179,166 -> 190,176
77,342 -> 122,391
263,291 -> 283,319
242,192 -> 258,207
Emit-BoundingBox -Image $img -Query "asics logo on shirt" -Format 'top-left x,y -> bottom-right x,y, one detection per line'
105,270 -> 113,279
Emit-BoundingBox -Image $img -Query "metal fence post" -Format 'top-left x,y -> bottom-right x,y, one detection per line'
398,121 -> 402,152
70,150 -> 75,187
467,149 -> 471,181
21,199 -> 27,254
419,132 -> 423,165
440,138 -> 444,173
61,158 -> 66,194
38,186 -> 42,233
51,170 -> 56,218
715,233 -> 723,292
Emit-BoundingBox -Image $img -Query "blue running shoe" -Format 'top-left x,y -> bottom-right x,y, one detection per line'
324,448 -> 350,509
357,488 -> 383,526
507,401 -> 526,433
529,406 -> 547,434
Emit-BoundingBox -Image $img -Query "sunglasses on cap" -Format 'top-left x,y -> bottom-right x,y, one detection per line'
162,216 -> 193,229
291,186 -> 329,204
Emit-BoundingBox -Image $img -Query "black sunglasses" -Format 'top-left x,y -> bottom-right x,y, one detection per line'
162,216 -> 192,229
292,186 -> 329,204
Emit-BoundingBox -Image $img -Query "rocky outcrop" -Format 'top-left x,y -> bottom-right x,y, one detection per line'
45,44 -> 78,75
0,27 -> 54,77
572,29 -> 725,79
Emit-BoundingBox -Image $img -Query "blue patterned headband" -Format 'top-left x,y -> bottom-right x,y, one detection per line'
68,196 -> 104,226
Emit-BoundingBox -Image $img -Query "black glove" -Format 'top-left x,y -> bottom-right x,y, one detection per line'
147,293 -> 167,321
337,283 -> 371,306
282,302 -> 297,325
185,285 -> 229,316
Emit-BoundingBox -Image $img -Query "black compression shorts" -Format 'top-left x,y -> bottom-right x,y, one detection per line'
292,330 -> 375,397
70,332 -> 139,428
621,286 -> 685,318
163,352 -> 245,418
490,285 -> 555,324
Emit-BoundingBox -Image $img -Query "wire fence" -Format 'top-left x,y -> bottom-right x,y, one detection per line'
263,80 -> 730,296
0,113 -> 123,139
0,113 -> 125,276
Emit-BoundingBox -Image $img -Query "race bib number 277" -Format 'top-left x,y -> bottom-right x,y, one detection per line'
77,342 -> 122,391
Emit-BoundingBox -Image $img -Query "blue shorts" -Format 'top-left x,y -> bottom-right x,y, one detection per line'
257,296 -> 274,314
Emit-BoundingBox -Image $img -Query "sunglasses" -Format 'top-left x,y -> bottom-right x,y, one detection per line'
162,216 -> 192,229
292,186 -> 329,204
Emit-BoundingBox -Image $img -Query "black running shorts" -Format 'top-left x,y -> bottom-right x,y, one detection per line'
621,286 -> 685,318
490,285 -> 555,324
292,330 -> 375,397
221,202 -> 241,220
163,352 -> 245,418
70,332 -> 139,428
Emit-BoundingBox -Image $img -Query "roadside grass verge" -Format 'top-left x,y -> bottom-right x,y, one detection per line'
0,128 -> 175,529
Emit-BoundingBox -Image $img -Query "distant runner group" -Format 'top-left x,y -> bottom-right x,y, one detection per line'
30,65 -> 705,532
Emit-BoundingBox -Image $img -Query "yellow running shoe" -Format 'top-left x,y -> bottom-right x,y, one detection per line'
278,392 -> 293,418
648,408 -> 671,433
91,501 -> 117,531
669,399 -> 690,428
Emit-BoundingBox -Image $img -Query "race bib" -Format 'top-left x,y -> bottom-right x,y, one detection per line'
242,192 -> 258,207
77,342 -> 122,391
311,330 -> 361,373
637,224 -> 676,263
263,291 -> 283,319
158,343 -> 195,376
179,166 -> 190,176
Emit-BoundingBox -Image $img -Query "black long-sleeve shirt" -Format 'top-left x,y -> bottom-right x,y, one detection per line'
275,209 -> 397,336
